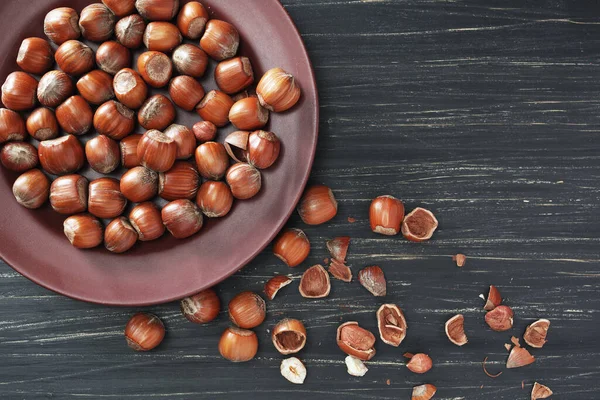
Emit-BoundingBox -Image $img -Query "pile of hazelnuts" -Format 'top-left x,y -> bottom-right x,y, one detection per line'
0,0 -> 301,253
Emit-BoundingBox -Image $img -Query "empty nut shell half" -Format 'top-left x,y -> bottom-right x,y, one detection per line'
445,314 -> 468,346
485,305 -> 514,332
336,321 -> 376,361
405,353 -> 433,374
272,318 -> 307,355
376,304 -> 407,347
523,319 -> 550,348
401,207 -> 439,242
299,265 -> 330,299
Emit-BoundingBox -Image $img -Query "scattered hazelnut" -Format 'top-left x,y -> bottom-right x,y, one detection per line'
228,291 -> 266,329
55,40 -> 94,76
297,185 -> 338,225
37,70 -> 74,108
329,259 -> 352,282
172,44 -> 208,78
180,288 -> 221,324
369,195 -> 404,236
26,107 -> 59,141
56,95 -> 93,135
326,236 -> 350,262
218,326 -> 258,362
96,41 -> 131,75
161,199 -> 203,239
125,312 -> 165,351
1,142 -> 39,172
273,228 -> 310,268
177,1 -> 208,39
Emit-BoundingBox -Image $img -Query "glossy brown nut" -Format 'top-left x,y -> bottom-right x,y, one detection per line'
272,319 -> 307,355
129,202 -> 165,241
135,0 -> 179,21
1,72 -> 38,111
369,195 -> 405,236
229,98 -> 269,131
88,178 -> 127,219
196,90 -> 234,127
192,121 -> 217,142
172,44 -> 208,78
104,217 -> 138,253
49,174 -> 88,215
17,38 -> 54,75
180,288 -> 221,324
138,95 -> 176,131
55,95 -> 93,135
144,22 -> 182,52
200,20 -> 239,61
38,135 -> 84,175
120,166 -> 158,202
86,135 -> 120,174
195,141 -> 229,180
196,181 -> 234,218
226,163 -> 262,200
137,129 -> 177,172
79,3 -> 116,42
168,76 -> 205,111
96,41 -> 131,76
246,130 -> 281,170
102,0 -> 136,17
94,100 -> 135,140
137,51 -> 173,88
161,199 -> 203,239
273,228 -> 310,268
164,124 -> 196,160
257,68 -> 302,113
55,40 -> 94,76
0,108 -> 27,143
76,70 -> 114,105
113,68 -> 148,109
115,14 -> 146,49
177,1 -> 208,39
1,142 -> 39,172
12,169 -> 50,209
215,57 -> 254,95
297,185 -> 338,225
158,161 -> 199,201
44,7 -> 81,45
218,326 -> 258,363
336,321 -> 376,361
120,134 -> 143,168
63,214 -> 103,249
37,70 -> 74,108
228,291 -> 266,329
26,107 -> 59,141
125,312 -> 165,351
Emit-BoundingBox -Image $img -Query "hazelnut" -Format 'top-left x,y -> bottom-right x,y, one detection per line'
85,135 -> 120,174
12,169 -> 50,209
0,108 -> 27,143
358,265 -> 386,297
1,142 -> 39,172
93,100 -> 135,140
196,90 -> 234,127
79,3 -> 116,42
44,7 -> 81,45
96,41 -> 131,75
76,70 -> 115,105
120,166 -> 158,203
200,20 -> 239,61
215,57 -> 254,95
143,22 -> 182,52
55,95 -> 93,135
102,0 -> 136,17
17,38 -> 54,75
26,107 -> 59,141
113,68 -> 148,109
88,178 -> 127,219
138,95 -> 176,131
135,0 -> 179,21
104,217 -> 138,254
49,174 -> 88,215
485,305 -> 514,332
129,202 -> 165,241
137,129 -> 177,172
168,76 -> 205,111
1,72 -> 38,111
161,199 -> 203,239
37,70 -> 74,108
55,40 -> 94,76
177,2 -> 208,39
115,14 -> 146,49
63,214 -> 104,249
38,135 -> 85,175
137,51 -> 173,88
172,44 -> 208,78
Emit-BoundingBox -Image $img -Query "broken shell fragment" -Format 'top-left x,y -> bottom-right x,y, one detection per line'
329,259 -> 352,282
506,346 -> 535,369
485,305 -> 514,332
358,265 -> 386,297
484,285 -> 502,311
445,314 -> 468,346
412,384 -> 437,400
523,319 -> 550,348
531,382 -> 553,400
376,304 -> 407,347
336,321 -> 376,361
453,253 -> 466,267
326,236 -> 350,262
264,275 -> 293,300
405,353 -> 433,374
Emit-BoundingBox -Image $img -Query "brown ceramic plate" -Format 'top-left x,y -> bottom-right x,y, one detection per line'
0,0 -> 318,305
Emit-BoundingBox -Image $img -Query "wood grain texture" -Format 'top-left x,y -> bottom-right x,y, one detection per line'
1,0 -> 599,398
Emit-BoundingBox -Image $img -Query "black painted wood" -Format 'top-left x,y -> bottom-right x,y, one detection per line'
1,1 -> 599,398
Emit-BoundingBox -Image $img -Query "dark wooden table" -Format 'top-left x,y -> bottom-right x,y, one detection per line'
1,1 -> 599,399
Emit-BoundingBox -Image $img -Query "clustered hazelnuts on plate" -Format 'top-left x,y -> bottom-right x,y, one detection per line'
1,0 -> 303,253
